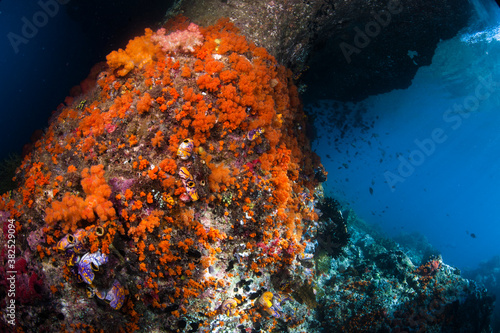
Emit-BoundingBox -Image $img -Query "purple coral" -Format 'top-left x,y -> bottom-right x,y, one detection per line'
27,229 -> 45,252
151,23 -> 204,53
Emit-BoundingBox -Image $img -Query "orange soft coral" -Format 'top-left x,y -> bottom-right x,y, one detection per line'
45,165 -> 115,232
106,28 -> 158,76
7,17 -> 323,331
219,70 -> 238,83
152,130 -> 164,147
80,165 -> 116,222
128,210 -> 164,241
45,192 -> 86,232
196,74 -> 220,92
136,93 -> 153,114
181,65 -> 191,78
204,58 -> 224,74
208,163 -> 235,192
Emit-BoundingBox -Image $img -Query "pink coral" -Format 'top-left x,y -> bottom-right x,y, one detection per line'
151,23 -> 204,53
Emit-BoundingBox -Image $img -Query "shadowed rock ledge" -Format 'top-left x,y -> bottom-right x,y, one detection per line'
172,0 -> 471,101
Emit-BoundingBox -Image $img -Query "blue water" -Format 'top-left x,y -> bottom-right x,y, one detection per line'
0,1 -> 89,157
311,0 -> 500,270
0,0 -> 169,159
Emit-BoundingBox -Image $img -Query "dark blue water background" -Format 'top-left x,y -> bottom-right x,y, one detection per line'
0,0 -> 169,157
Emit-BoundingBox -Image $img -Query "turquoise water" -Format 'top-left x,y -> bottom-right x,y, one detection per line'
312,0 -> 500,270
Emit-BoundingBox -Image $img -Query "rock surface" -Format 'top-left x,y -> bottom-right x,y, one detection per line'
0,5 -> 491,333
173,0 -> 472,101
0,19 -> 323,332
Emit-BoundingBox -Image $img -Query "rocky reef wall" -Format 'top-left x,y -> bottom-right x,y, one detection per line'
0,13 -> 493,333
173,0 -> 471,101
0,18 -> 323,332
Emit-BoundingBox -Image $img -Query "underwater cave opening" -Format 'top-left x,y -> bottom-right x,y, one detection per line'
308,0 -> 500,272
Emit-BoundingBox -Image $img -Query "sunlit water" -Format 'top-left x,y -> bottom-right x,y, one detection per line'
311,0 -> 500,270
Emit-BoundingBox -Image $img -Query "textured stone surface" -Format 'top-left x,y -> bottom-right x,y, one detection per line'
170,0 -> 317,72
0,20 -> 323,332
172,0 -> 472,101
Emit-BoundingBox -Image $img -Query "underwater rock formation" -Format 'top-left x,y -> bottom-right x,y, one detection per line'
172,0 -> 471,101
464,256 -> 500,332
301,0 -> 472,101
0,18 -> 322,332
315,212 -> 493,332
0,16 -> 492,333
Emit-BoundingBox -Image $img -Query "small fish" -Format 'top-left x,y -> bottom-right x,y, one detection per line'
369,187 -> 373,195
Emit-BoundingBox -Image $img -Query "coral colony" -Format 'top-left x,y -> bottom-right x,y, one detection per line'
0,16 -> 492,333
0,17 -> 323,331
